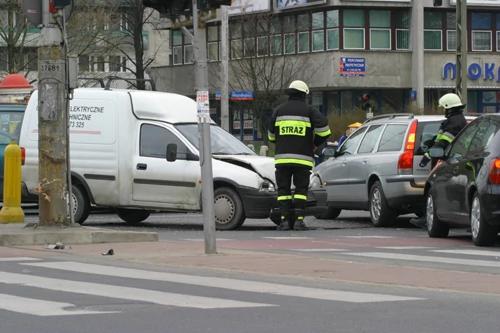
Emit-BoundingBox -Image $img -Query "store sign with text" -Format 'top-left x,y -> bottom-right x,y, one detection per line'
442,62 -> 500,81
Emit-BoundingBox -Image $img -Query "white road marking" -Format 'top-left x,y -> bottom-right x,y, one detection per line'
291,248 -> 346,252
183,238 -> 233,241
344,252 -> 500,268
262,237 -> 312,240
431,249 -> 500,258
23,262 -> 424,303
0,293 -> 118,316
0,257 -> 41,262
342,236 -> 395,239
0,271 -> 274,309
375,247 -> 435,250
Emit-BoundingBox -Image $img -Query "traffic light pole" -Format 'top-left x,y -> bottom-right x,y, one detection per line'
192,0 -> 217,255
455,0 -> 467,105
37,0 -> 70,227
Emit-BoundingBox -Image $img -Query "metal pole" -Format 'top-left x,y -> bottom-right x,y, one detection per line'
193,0 -> 217,254
220,5 -> 230,132
38,1 -> 70,226
455,0 -> 467,105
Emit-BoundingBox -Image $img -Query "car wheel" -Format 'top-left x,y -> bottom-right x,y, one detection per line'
369,181 -> 396,227
470,192 -> 499,247
214,187 -> 245,231
314,206 -> 342,220
69,185 -> 90,225
426,191 -> 449,238
116,209 -> 151,224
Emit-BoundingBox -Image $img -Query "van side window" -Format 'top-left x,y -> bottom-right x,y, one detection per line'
377,124 -> 407,152
140,124 -> 186,159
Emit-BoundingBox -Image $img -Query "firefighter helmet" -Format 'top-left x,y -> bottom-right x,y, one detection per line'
438,93 -> 466,110
285,80 -> 309,95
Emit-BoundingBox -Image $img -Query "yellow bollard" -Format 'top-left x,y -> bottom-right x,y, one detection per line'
0,139 -> 25,224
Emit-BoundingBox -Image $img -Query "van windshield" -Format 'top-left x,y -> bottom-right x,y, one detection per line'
175,124 -> 257,156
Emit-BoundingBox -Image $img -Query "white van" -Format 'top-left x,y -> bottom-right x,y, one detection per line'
19,88 -> 327,230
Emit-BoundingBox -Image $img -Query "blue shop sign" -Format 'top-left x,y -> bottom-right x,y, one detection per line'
214,91 -> 254,100
443,62 -> 500,81
340,57 -> 365,77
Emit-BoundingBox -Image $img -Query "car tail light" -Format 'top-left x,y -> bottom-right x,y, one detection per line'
488,159 -> 500,184
397,120 -> 418,175
21,147 -> 25,166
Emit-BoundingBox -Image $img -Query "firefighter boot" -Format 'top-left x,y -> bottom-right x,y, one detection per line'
276,214 -> 291,231
293,210 -> 308,230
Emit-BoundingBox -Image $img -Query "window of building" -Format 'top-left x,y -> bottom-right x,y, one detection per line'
326,10 -> 339,50
257,19 -> 269,57
446,12 -> 456,51
312,12 -> 325,52
424,11 -> 443,50
172,30 -> 183,65
270,16 -> 282,55
297,13 -> 310,53
230,21 -> 243,59
369,10 -> 391,50
207,25 -> 219,61
109,56 -> 121,72
283,15 -> 296,54
471,12 -> 492,51
343,9 -> 365,49
395,9 -> 409,50
497,14 -> 500,51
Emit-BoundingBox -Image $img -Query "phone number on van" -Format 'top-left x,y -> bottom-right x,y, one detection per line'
70,121 -> 85,128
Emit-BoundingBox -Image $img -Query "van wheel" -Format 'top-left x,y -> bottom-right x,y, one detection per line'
116,209 -> 151,224
426,191 -> 449,238
315,206 -> 342,220
470,193 -> 498,246
369,181 -> 396,227
69,185 -> 90,225
214,187 -> 245,231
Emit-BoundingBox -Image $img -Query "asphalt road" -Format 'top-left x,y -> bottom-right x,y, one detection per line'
1,255 -> 500,333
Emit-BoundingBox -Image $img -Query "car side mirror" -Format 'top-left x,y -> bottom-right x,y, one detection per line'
429,147 -> 445,158
166,143 -> 177,162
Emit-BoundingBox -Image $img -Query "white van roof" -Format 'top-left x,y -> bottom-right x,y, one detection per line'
34,88 -> 215,124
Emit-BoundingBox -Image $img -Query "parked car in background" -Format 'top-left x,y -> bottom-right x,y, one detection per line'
0,103 -> 26,202
425,114 -> 500,246
313,113 -> 477,226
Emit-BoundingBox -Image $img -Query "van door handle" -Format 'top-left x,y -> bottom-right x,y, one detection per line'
342,160 -> 347,166
137,163 -> 147,170
453,166 -> 459,175
363,158 -> 368,164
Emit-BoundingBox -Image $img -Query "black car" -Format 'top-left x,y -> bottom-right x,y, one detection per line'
425,114 -> 500,247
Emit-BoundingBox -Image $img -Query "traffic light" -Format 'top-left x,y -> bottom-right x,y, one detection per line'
362,94 -> 370,111
433,0 -> 442,6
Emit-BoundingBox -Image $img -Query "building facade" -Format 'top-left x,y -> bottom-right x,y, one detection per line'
151,0 -> 500,121
0,2 -> 170,89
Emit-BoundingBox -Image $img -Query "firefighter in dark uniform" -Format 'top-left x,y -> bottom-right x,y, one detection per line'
410,92 -> 468,228
268,80 -> 331,231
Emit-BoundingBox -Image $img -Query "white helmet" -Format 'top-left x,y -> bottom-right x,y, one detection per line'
285,80 -> 309,95
438,93 -> 465,110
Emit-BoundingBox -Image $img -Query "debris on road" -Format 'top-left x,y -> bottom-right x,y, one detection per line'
102,249 -> 114,256
44,242 -> 70,250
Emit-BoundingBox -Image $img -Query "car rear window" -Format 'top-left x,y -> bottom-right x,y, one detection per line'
415,121 -> 441,156
0,110 -> 25,139
377,124 -> 407,152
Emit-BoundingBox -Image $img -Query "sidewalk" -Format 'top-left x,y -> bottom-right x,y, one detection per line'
4,238 -> 500,296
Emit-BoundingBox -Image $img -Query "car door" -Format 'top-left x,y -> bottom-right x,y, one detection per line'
132,123 -> 200,209
348,124 -> 385,203
434,121 -> 480,221
322,126 -> 367,206
453,118 -> 499,221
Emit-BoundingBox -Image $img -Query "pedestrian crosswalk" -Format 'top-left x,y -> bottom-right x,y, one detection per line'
0,257 -> 424,317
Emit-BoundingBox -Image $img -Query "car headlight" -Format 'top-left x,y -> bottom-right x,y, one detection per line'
309,174 -> 322,189
259,179 -> 276,192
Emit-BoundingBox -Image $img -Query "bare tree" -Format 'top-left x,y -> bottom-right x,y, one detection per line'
210,12 -> 326,143
96,0 -> 168,90
0,0 -> 36,75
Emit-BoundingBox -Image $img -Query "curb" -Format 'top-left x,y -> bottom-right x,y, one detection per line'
0,223 -> 158,246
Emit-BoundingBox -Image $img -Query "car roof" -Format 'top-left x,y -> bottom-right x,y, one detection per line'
0,103 -> 26,111
362,113 -> 479,126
